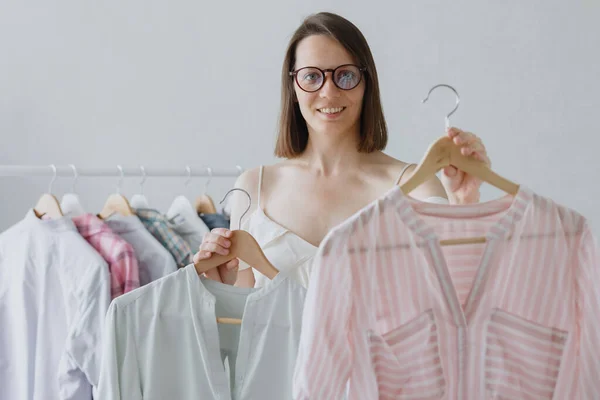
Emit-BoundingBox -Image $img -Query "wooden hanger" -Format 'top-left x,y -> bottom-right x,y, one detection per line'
195,230 -> 279,279
195,195 -> 217,214
194,188 -> 279,325
195,167 -> 217,214
34,165 -> 64,219
35,194 -> 64,219
98,166 -> 135,220
401,135 -> 520,196
99,194 -> 135,219
401,84 -> 520,246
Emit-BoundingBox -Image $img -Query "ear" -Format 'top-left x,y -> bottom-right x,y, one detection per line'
289,77 -> 299,103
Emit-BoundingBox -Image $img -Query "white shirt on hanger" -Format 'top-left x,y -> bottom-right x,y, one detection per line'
98,264 -> 306,400
0,210 -> 111,400
166,195 -> 210,251
60,192 -> 86,216
105,213 -> 177,286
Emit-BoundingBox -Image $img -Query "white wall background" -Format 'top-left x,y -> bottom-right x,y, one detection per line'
1,1 -> 599,236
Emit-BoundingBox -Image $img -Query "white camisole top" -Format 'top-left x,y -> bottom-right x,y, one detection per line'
238,164 -> 447,288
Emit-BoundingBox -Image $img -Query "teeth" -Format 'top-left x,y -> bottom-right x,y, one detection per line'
319,107 -> 344,114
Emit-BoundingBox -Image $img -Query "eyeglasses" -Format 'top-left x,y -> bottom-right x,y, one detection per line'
289,64 -> 366,93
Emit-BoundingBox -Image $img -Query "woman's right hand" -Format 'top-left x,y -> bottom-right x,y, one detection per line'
192,228 -> 240,285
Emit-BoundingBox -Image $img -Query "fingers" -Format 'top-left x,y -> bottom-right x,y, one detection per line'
217,263 -> 238,286
448,127 -> 480,146
203,230 -> 233,247
460,141 -> 483,156
460,138 -> 490,166
201,242 -> 230,256
225,258 -> 239,270
447,127 -> 461,138
211,228 -> 232,238
198,231 -> 232,254
443,166 -> 458,177
448,127 -> 491,167
193,228 -> 239,285
193,229 -> 234,263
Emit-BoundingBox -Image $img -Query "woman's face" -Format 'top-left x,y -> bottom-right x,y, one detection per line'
293,35 -> 365,140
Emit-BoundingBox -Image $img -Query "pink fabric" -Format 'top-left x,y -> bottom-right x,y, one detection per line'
72,214 -> 140,299
293,186 -> 600,399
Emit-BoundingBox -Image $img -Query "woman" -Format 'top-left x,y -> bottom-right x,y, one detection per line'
194,12 -> 490,287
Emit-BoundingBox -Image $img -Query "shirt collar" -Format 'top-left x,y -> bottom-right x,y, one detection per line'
24,208 -> 77,233
185,263 -> 292,304
135,208 -> 165,222
104,213 -> 146,233
392,184 -> 534,241
167,213 -> 201,234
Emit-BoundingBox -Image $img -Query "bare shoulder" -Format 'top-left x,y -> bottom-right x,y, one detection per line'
259,159 -> 303,188
369,151 -> 412,182
233,162 -> 292,209
234,166 -> 261,196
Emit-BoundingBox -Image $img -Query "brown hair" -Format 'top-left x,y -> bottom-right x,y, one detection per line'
275,12 -> 388,158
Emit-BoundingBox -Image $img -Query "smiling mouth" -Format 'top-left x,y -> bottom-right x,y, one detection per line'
317,107 -> 346,115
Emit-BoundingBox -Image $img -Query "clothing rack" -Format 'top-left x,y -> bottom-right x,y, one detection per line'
0,165 -> 245,178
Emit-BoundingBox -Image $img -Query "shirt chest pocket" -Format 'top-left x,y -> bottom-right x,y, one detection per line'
485,309 -> 568,399
368,309 -> 446,400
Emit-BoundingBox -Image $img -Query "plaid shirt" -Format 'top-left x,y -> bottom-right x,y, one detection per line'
72,213 -> 140,299
135,208 -> 193,269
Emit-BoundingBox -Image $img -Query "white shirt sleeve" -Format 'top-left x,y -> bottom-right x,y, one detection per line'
58,260 -> 111,399
98,300 -> 143,400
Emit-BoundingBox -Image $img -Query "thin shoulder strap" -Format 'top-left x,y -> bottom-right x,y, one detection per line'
394,163 -> 416,186
257,165 -> 264,207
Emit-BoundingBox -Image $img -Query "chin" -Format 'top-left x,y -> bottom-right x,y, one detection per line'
312,123 -> 354,137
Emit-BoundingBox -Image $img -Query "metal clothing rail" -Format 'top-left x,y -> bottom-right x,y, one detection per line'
0,165 -> 245,178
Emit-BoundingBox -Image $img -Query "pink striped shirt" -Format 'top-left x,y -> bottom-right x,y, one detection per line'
72,214 -> 140,299
293,185 -> 600,399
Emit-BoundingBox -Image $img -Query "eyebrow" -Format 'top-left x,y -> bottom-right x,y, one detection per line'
294,63 -> 357,69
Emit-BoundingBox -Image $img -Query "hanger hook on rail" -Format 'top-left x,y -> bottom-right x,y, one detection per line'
139,166 -> 147,195
204,167 -> 213,194
68,164 -> 78,193
116,165 -> 125,195
48,164 -> 57,193
219,188 -> 251,230
185,166 -> 192,187
422,84 -> 460,129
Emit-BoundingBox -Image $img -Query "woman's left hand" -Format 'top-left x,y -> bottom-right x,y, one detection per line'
442,127 -> 491,204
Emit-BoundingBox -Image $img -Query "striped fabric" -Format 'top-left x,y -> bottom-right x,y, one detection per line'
135,208 -> 193,269
485,309 -> 567,399
369,309 -> 445,399
293,185 -> 600,400
72,213 -> 140,299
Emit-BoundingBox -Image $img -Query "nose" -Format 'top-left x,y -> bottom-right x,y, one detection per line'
319,72 -> 341,98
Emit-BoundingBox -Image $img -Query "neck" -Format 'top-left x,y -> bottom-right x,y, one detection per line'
299,127 -> 363,176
